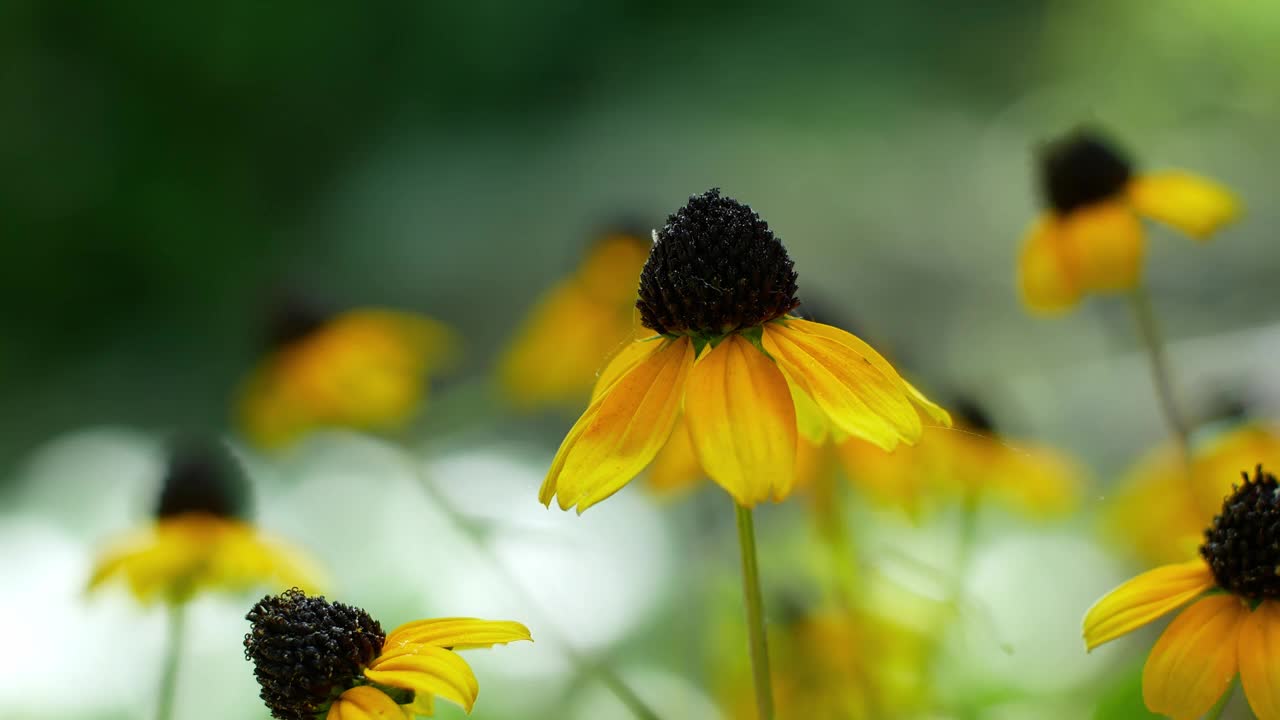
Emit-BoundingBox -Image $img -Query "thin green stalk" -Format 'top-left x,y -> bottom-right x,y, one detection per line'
411,462 -> 661,720
155,602 -> 185,720
1129,287 -> 1191,460
811,465 -> 857,606
735,503 -> 774,720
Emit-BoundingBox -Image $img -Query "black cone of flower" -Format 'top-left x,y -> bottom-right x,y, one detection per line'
154,438 -> 251,520
1039,131 -> 1133,214
1201,465 -> 1280,600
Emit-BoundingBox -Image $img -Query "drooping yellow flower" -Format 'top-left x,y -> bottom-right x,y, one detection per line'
1105,419 -> 1280,565
88,439 -> 322,604
238,303 -> 457,449
245,589 -> 531,719
500,229 -> 651,409
1084,465 -> 1280,720
539,189 -> 949,512
1018,129 -> 1239,313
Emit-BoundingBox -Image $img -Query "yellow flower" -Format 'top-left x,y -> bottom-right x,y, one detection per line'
1104,420 -> 1280,566
500,229 -> 651,409
1083,466 -> 1280,720
1018,129 -> 1239,313
245,589 -> 531,719
88,439 -> 322,604
539,189 -> 949,512
238,305 -> 457,449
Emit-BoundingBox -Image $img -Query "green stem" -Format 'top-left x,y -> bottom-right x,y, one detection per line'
811,465 -> 857,607
1129,287 -> 1191,460
735,503 -> 775,720
155,602 -> 185,720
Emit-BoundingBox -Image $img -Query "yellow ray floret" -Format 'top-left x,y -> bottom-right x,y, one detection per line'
1143,594 -> 1248,720
1082,559 -> 1214,651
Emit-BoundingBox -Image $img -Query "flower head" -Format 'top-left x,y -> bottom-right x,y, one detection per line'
238,298 -> 457,449
1018,129 -> 1239,313
245,589 -> 531,719
1084,465 -> 1280,719
540,189 -> 949,512
88,438 -> 321,604
500,226 -> 651,409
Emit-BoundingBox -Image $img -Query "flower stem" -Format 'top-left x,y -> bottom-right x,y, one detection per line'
1128,287 -> 1191,459
811,465 -> 857,606
735,503 -> 774,720
155,602 -> 185,720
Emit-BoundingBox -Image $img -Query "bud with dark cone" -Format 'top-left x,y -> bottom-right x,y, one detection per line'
1039,130 -> 1133,215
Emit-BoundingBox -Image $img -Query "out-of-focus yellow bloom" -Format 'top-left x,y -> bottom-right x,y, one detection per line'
1084,467 -> 1280,720
500,230 -> 651,409
88,439 -> 321,604
1105,420 -> 1280,565
246,589 -> 531,719
238,308 -> 457,449
724,607 -> 927,720
540,190 -> 948,512
1018,129 -> 1239,313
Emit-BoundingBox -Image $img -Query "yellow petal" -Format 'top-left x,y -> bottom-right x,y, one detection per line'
385,618 -> 532,651
1017,215 -> 1081,313
540,337 -> 693,512
327,686 -> 411,720
1082,559 -> 1215,651
683,334 -> 797,505
1239,600 -> 1280,720
1128,171 -> 1240,240
762,322 -> 918,451
591,337 -> 664,402
366,645 -> 480,713
646,417 -> 706,496
1143,594 -> 1248,720
1060,201 -> 1144,292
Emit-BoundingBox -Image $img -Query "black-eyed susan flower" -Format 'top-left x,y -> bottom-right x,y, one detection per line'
1105,420 -> 1280,565
245,588 -> 531,719
238,297 -> 457,449
89,438 -> 321,604
539,188 -> 950,512
1018,129 -> 1239,313
500,226 -> 651,409
1085,465 -> 1280,720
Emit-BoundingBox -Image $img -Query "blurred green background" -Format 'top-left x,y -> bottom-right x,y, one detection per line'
4,2 -> 1280,719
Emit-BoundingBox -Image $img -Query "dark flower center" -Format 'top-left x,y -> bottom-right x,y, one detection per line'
1039,131 -> 1133,214
1201,466 -> 1280,600
265,293 -> 332,351
952,398 -> 996,435
244,589 -> 387,720
636,189 -> 799,337
155,438 -> 251,520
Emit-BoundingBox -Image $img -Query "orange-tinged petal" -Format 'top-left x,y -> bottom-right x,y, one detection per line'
366,645 -> 480,713
1060,201 -> 1144,292
327,686 -> 411,720
591,337 -> 664,402
1083,559 -> 1215,651
684,334 -> 797,505
647,417 -> 705,496
385,618 -> 532,651
541,337 -> 693,512
1018,215 -> 1081,313
1128,171 -> 1240,240
1239,600 -> 1280,720
1143,594 -> 1248,720
763,323 -> 918,451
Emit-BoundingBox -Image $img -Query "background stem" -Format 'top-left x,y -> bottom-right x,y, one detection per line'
735,503 -> 775,720
1128,287 -> 1191,459
155,602 -> 185,720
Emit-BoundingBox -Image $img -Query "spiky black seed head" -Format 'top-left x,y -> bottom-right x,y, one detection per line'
1039,130 -> 1133,214
1200,466 -> 1280,600
952,398 -> 997,435
155,438 -> 251,520
636,189 -> 799,336
265,292 -> 332,351
244,589 -> 387,720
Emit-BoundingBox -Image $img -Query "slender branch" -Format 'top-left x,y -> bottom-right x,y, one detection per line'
155,602 -> 185,720
1128,287 -> 1191,459
735,503 -> 775,720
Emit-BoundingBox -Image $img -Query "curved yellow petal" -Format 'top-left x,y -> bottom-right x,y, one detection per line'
591,336 -> 664,402
385,618 -> 532,651
1060,201 -> 1144,292
540,337 -> 693,513
684,334 -> 797,506
1083,559 -> 1215,651
366,645 -> 480,713
762,322 -> 918,451
1128,171 -> 1240,241
1239,600 -> 1280,720
1018,215 -> 1081,313
327,686 -> 411,720
1143,594 -> 1247,720
647,417 -> 705,496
